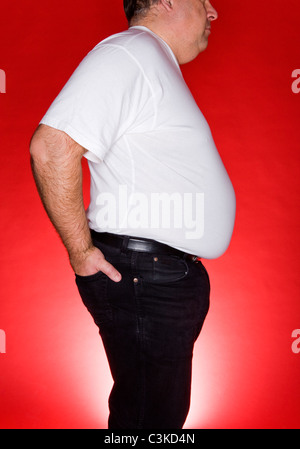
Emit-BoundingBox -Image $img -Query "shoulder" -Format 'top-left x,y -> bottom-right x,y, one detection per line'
87,27 -> 175,71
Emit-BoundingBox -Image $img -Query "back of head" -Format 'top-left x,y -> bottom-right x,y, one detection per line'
123,0 -> 159,24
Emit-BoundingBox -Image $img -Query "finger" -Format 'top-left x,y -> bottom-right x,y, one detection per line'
99,259 -> 122,283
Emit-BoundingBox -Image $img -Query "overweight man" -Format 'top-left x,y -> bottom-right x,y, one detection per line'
30,0 -> 236,429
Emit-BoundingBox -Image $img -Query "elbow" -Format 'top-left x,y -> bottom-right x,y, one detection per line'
29,131 -> 45,161
29,124 -> 86,168
29,126 -> 50,165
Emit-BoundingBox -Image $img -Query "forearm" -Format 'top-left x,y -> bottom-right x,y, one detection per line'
30,126 -> 92,266
30,125 -> 121,281
30,154 -> 92,261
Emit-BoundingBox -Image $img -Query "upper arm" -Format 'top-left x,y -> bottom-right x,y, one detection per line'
30,124 -> 87,163
38,44 -> 151,164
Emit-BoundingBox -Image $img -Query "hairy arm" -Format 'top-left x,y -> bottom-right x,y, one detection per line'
30,124 -> 121,281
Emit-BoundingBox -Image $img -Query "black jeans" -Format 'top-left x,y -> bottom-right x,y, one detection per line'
75,237 -> 210,429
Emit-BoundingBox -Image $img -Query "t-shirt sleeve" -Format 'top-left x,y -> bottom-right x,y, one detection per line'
40,43 -> 151,163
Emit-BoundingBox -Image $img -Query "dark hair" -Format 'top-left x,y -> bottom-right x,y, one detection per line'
123,0 -> 159,23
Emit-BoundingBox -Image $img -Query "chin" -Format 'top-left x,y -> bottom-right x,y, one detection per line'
178,41 -> 209,65
198,38 -> 209,53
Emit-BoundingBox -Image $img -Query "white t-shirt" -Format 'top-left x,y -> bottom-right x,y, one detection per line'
40,26 -> 236,258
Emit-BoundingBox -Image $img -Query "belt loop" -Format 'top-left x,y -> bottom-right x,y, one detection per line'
121,235 -> 130,253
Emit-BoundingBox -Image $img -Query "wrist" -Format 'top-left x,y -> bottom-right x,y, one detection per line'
68,241 -> 95,269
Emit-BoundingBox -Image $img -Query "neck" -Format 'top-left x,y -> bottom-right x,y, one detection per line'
130,18 -> 198,65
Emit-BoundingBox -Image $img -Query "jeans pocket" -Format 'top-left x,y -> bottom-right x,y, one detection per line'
75,271 -> 112,327
152,254 -> 189,283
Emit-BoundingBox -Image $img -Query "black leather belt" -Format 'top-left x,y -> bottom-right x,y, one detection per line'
90,230 -> 200,262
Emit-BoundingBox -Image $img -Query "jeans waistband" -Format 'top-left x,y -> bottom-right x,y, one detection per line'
90,230 -> 200,261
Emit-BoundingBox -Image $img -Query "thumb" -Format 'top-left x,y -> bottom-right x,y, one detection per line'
99,258 -> 122,283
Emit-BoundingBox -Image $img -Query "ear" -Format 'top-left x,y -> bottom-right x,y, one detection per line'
159,0 -> 173,12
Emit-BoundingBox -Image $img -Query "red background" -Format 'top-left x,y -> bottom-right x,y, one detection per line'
0,0 -> 299,429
